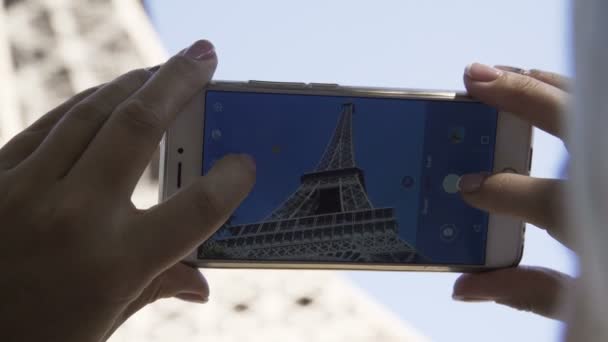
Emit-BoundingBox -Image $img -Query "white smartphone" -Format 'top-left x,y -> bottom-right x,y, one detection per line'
160,80 -> 532,272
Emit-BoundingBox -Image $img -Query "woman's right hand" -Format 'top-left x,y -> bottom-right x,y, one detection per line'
452,63 -> 574,320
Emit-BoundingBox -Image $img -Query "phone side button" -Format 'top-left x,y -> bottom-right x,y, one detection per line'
248,80 -> 307,88
309,82 -> 340,89
209,80 -> 247,86
528,147 -> 533,172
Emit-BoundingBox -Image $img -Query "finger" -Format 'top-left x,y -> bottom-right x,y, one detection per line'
131,154 -> 255,272
70,39 -> 217,196
103,263 -> 208,340
495,65 -> 570,91
459,173 -> 569,246
0,86 -> 99,170
128,263 -> 209,313
464,63 -> 568,138
18,69 -> 151,180
452,266 -> 573,320
528,69 -> 570,91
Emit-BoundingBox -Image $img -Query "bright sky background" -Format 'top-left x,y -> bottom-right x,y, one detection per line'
146,1 -> 572,341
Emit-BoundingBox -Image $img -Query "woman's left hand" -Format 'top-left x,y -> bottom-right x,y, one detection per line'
453,63 -> 573,320
0,39 -> 255,342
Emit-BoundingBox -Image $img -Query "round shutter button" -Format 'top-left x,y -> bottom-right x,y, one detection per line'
442,174 -> 460,194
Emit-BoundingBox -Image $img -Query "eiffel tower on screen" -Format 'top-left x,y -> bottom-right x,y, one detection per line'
199,103 -> 418,263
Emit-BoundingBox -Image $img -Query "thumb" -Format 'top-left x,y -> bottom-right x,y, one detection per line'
133,154 -> 256,273
130,263 -> 210,311
105,263 -> 208,338
452,266 -> 573,320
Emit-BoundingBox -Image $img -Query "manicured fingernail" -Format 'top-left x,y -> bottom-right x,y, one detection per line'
452,294 -> 492,302
495,65 -> 530,75
176,293 -> 209,304
183,40 -> 216,61
465,63 -> 502,82
458,173 -> 489,193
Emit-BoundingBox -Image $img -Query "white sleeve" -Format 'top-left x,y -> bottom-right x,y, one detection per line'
566,0 -> 608,340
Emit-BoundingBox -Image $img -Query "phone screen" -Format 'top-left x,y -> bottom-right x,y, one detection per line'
199,90 -> 497,265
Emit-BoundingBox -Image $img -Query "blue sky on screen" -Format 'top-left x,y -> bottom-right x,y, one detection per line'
201,93 -> 429,241
201,91 -> 497,264
145,1 -> 571,341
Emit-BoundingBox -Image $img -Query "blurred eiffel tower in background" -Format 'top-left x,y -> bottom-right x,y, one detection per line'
0,0 -> 164,205
0,1 -> 427,341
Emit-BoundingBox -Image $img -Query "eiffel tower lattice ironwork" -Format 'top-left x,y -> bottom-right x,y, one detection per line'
200,103 -> 417,263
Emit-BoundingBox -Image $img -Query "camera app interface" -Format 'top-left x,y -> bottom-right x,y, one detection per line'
199,91 -> 497,265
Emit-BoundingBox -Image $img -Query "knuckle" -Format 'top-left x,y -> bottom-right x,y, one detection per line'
69,69 -> 150,125
69,99 -> 111,124
165,54 -> 204,88
69,70 -> 150,126
118,68 -> 151,89
80,84 -> 102,95
168,54 -> 199,74
116,99 -> 164,137
509,74 -> 542,97
125,68 -> 151,83
530,70 -> 568,87
102,69 -> 149,100
528,69 -> 550,82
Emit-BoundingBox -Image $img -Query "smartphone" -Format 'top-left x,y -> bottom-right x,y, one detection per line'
160,80 -> 532,272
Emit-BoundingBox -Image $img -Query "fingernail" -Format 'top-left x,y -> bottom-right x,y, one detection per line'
495,65 -> 530,75
458,173 -> 489,193
176,293 -> 209,304
465,63 -> 502,82
183,40 -> 216,61
452,294 -> 492,302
